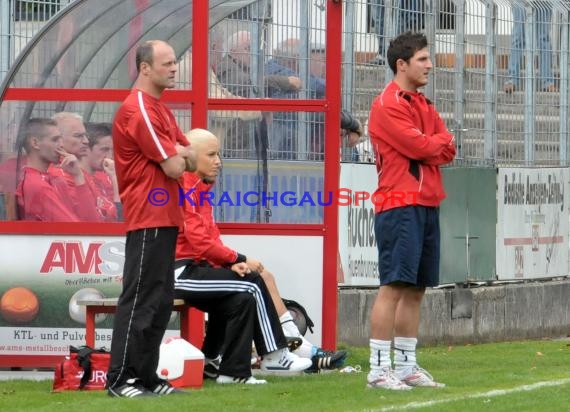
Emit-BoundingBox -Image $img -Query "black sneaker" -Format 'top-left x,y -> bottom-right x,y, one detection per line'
286,336 -> 302,352
204,355 -> 221,379
108,379 -> 157,398
149,379 -> 188,395
306,349 -> 348,373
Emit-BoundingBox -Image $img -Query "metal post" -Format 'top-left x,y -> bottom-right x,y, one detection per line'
484,0 -> 497,163
0,0 -> 12,83
559,6 -> 569,165
524,5 -> 536,164
453,0 -> 466,160
424,0 -> 436,99
296,0 -> 310,161
342,0 -> 356,113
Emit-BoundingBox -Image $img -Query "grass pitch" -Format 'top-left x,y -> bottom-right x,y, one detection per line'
1,339 -> 570,411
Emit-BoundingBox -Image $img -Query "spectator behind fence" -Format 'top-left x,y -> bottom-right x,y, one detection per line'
81,122 -> 122,221
106,39 -> 195,398
265,38 -> 305,159
369,0 -> 425,65
308,43 -> 364,160
207,64 -> 262,149
16,118 -> 100,221
366,32 -> 455,390
216,31 -> 301,158
504,1 -> 557,93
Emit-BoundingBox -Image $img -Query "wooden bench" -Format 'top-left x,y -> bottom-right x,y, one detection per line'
77,298 -> 204,348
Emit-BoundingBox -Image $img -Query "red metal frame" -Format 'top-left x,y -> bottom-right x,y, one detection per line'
322,0 -> 343,350
0,0 -> 344,366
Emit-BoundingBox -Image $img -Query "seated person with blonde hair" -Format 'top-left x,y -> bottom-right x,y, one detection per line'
176,128 -> 347,381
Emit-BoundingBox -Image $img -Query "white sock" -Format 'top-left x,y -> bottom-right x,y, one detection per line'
368,339 -> 392,379
280,312 -> 302,337
280,311 -> 315,358
394,337 -> 417,378
293,339 -> 314,358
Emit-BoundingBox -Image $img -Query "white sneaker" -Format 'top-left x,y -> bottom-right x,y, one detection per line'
367,368 -> 412,391
216,375 -> 267,385
260,348 -> 312,374
398,365 -> 445,388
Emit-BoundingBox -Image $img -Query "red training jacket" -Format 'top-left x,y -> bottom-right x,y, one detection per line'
175,172 -> 238,267
16,167 -> 98,221
368,81 -> 456,213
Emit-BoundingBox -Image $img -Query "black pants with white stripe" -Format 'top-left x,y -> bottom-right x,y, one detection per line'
107,227 -> 178,389
174,259 -> 287,378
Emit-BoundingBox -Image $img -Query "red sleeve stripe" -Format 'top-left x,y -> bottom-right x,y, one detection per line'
137,90 -> 169,160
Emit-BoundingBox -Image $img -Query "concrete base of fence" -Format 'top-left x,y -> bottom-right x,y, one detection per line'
337,279 -> 570,347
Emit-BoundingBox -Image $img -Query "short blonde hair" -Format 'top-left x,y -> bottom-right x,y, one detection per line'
184,128 -> 217,147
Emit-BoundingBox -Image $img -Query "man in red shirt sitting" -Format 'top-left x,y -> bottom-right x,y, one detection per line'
81,122 -> 121,221
16,118 -> 99,221
51,112 -> 111,221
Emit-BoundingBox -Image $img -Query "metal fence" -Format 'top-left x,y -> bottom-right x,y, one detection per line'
1,0 -> 569,166
208,0 -> 570,166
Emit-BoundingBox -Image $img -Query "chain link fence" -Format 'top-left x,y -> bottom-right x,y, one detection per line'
1,0 -> 569,166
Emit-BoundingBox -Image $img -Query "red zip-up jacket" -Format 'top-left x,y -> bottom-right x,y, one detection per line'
368,81 -> 456,213
175,172 -> 239,267
17,167 -> 98,221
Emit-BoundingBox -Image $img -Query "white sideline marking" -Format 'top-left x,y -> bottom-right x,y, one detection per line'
371,378 -> 570,412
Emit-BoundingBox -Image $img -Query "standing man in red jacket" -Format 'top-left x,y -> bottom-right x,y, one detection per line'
366,32 -> 455,390
106,40 -> 195,398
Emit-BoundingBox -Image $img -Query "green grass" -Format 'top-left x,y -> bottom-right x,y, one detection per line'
2,340 -> 570,411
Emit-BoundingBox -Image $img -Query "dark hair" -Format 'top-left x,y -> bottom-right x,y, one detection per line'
21,118 -> 58,152
85,122 -> 112,148
387,31 -> 428,75
135,41 -> 156,73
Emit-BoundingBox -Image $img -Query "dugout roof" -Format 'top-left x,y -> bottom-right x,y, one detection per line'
0,0 -> 255,96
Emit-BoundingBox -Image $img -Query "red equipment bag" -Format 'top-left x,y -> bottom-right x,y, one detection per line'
52,346 -> 110,391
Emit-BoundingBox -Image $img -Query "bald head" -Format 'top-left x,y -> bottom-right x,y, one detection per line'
226,31 -> 251,67
184,129 -> 221,183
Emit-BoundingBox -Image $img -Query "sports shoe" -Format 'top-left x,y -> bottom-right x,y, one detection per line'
260,349 -> 312,373
216,375 -> 267,385
286,336 -> 302,352
108,378 -> 157,398
204,355 -> 221,379
399,366 -> 446,388
367,368 -> 412,391
305,348 -> 348,373
149,379 -> 188,395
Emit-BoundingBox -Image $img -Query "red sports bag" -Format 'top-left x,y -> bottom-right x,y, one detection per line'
53,346 -> 110,391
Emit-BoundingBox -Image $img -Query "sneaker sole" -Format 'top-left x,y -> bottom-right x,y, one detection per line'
286,337 -> 302,352
108,386 -> 158,398
404,380 -> 446,388
366,382 -> 412,391
256,367 -> 306,376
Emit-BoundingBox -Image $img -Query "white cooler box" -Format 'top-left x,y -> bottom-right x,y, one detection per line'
157,337 -> 204,388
